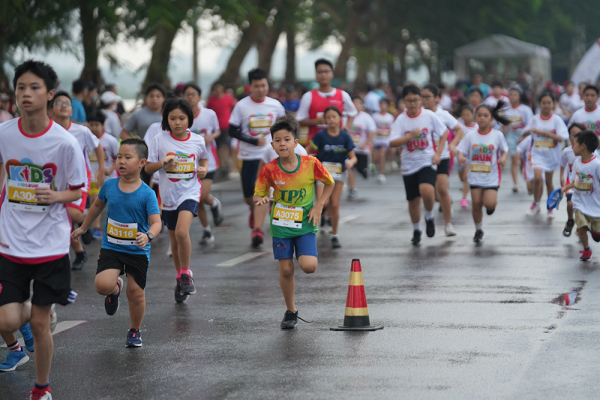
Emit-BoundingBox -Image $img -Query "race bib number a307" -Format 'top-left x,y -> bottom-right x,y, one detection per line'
107,218 -> 138,245
272,203 -> 303,229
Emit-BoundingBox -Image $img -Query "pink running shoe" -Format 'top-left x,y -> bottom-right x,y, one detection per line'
580,249 -> 592,261
460,199 -> 468,208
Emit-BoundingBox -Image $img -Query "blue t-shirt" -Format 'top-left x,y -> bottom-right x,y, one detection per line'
98,178 -> 160,259
71,97 -> 87,123
310,129 -> 355,172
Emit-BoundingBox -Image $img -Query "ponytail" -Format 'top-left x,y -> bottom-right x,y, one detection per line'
476,100 -> 510,126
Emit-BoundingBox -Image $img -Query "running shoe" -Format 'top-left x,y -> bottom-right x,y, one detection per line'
331,236 -> 341,248
391,161 -> 399,171
104,277 -> 123,316
211,197 -> 224,226
251,228 -> 264,248
81,227 -> 93,245
92,228 -> 103,239
281,310 -> 298,329
347,188 -> 358,200
580,249 -> 592,261
526,202 -> 540,216
411,230 -> 421,245
71,250 -> 87,271
547,209 -> 555,219
445,223 -> 457,237
460,199 -> 468,208
528,189 -> 533,196
200,230 -> 215,244
174,278 -> 189,303
19,323 -> 34,352
125,329 -> 142,348
0,349 -> 29,372
50,304 -> 57,333
473,229 -> 484,243
592,231 -> 600,243
512,184 -> 519,193
377,174 -> 386,184
166,246 -> 172,257
180,273 -> 196,295
425,218 -> 435,238
563,219 -> 575,237
26,386 -> 52,400
248,206 -> 254,229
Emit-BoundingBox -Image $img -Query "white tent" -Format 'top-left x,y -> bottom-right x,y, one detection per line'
454,35 -> 551,81
571,40 -> 600,84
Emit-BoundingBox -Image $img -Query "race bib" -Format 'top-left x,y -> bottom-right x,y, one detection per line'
166,156 -> 195,179
470,162 -> 491,173
535,137 -> 555,148
298,127 -> 309,145
88,152 -> 98,162
106,218 -> 138,245
249,115 -> 272,136
316,112 -> 327,128
574,175 -> 592,193
322,162 -> 343,179
272,203 -> 303,229
378,127 -> 391,137
351,134 -> 361,143
7,180 -> 50,212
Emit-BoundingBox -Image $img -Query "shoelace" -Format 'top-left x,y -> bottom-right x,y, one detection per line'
24,389 -> 48,400
295,314 -> 314,324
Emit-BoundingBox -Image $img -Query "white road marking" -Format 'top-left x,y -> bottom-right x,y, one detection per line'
339,214 -> 361,224
1,321 -> 86,348
217,252 -> 268,267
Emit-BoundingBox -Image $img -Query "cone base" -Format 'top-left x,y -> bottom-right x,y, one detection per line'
330,325 -> 384,331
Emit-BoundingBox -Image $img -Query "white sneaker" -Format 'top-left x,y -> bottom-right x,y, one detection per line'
391,161 -> 399,171
512,184 -> 519,193
445,223 -> 457,237
526,202 -> 540,216
347,188 -> 358,200
377,174 -> 386,184
548,209 -> 555,219
166,246 -> 172,257
28,387 -> 52,399
50,304 -> 57,333
200,230 -> 215,244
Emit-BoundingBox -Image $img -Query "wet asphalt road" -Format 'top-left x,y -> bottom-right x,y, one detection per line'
2,169 -> 600,400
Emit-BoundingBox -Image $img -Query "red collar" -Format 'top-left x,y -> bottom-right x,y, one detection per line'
478,127 -> 492,135
407,109 -> 422,119
582,156 -> 596,164
540,113 -> 553,121
170,130 -> 191,141
18,117 -> 53,138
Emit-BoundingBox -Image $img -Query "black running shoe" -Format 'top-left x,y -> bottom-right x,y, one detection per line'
174,278 -> 189,303
563,219 -> 575,237
411,230 -> 422,245
81,227 -> 93,245
281,310 -> 298,329
473,229 -> 484,243
71,250 -> 87,271
331,236 -> 341,248
425,218 -> 435,238
210,197 -> 224,226
180,273 -> 196,295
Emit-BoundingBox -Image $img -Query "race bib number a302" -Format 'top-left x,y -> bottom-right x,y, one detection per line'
272,203 -> 303,229
7,181 -> 50,212
107,218 -> 138,245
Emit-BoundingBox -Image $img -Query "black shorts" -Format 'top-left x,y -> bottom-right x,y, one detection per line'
0,254 -> 72,306
354,153 -> 369,179
203,171 -> 215,181
215,127 -> 231,148
240,159 -> 261,198
96,249 -> 149,290
470,186 -> 499,191
403,166 -> 437,201
162,199 -> 199,230
436,158 -> 450,175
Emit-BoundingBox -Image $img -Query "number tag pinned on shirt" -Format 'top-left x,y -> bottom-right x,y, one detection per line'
272,203 -> 303,229
470,162 -> 491,173
106,218 -> 138,245
535,137 -> 555,148
7,181 -> 50,212
322,162 -> 343,179
166,156 -> 195,179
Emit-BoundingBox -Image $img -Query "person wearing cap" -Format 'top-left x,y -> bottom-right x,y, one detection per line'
99,91 -> 123,139
105,83 -> 126,116
71,79 -> 88,123
0,93 -> 13,123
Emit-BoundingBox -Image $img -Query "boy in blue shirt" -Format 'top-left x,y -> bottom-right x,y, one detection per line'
73,138 -> 161,347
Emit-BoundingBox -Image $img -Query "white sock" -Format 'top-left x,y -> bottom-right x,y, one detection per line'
413,223 -> 421,231
331,234 -> 338,238
425,210 -> 434,220
211,197 -> 220,209
204,225 -> 212,233
475,223 -> 483,230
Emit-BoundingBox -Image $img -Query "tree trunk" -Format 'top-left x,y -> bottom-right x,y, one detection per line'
192,21 -> 199,83
0,18 -> 7,89
333,6 -> 361,78
79,0 -> 102,84
143,19 -> 180,89
257,15 -> 285,77
218,21 -> 264,87
284,25 -> 296,84
398,41 -> 407,85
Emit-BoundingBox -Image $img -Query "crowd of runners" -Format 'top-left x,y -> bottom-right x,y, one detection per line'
2,58 -> 600,399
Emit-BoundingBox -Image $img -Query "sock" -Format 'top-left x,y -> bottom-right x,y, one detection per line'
486,208 -> 495,215
113,280 -> 122,296
475,223 -> 483,230
331,234 -> 338,238
586,247 -> 591,251
180,268 -> 190,276
413,223 -> 421,231
204,225 -> 212,233
211,197 -> 220,209
425,210 -> 434,220
7,341 -> 21,352
176,269 -> 182,278
532,202 -> 538,206
129,328 -> 139,332
35,382 -> 49,389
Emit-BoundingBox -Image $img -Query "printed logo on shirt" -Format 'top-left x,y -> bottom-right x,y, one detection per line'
248,114 -> 275,137
406,128 -> 429,152
574,171 -> 594,193
323,144 -> 348,153
470,143 -> 495,173
165,152 -> 196,181
191,128 -> 209,136
280,188 -> 306,203
5,159 -> 56,212
581,121 -> 600,135
349,124 -> 364,143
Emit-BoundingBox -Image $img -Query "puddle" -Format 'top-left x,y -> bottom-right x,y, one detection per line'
551,281 -> 586,307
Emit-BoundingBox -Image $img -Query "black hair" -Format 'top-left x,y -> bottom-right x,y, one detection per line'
13,60 -> 58,92
270,115 -> 299,137
315,58 -> 333,70
248,68 -> 268,84
491,80 -> 503,88
438,83 -> 446,90
211,81 -> 223,90
468,88 -> 483,99
568,122 -> 586,135
583,84 -> 599,95
72,79 -> 87,94
402,84 -> 421,98
120,138 -> 149,160
351,95 -> 363,103
183,82 -> 202,97
460,104 -> 474,114
50,90 -> 72,108
574,130 -> 599,153
105,83 -> 116,91
145,83 -> 166,97
422,83 -> 439,97
87,82 -> 97,91
538,91 -> 555,103
476,100 -> 510,125
323,105 -> 342,117
161,98 -> 194,131
87,111 -> 106,125
379,98 -> 390,106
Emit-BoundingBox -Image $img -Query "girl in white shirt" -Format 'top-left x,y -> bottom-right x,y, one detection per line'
451,104 -> 479,208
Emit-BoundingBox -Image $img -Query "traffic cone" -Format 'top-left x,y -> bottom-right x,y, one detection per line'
331,259 -> 384,331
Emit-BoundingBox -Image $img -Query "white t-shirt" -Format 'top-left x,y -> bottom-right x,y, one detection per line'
439,94 -> 452,111
144,122 -> 165,184
261,143 -> 308,164
0,118 -> 88,258
101,109 -> 122,139
569,105 -> 600,136
483,95 -> 510,109
347,111 -> 377,154
503,104 -> 533,134
456,127 -> 508,188
148,130 -> 209,210
390,108 -> 448,175
364,91 -> 382,114
433,107 -> 455,160
516,135 -> 542,182
560,93 -> 582,114
228,96 -> 285,160
561,146 -> 576,185
89,133 -> 119,181
372,112 -> 395,144
523,113 -> 569,171
190,107 -> 220,172
68,122 -> 100,175
458,119 -> 479,136
296,89 -> 358,122
570,156 -> 600,218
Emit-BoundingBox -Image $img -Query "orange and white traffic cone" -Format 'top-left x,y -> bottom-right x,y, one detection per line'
331,259 -> 383,331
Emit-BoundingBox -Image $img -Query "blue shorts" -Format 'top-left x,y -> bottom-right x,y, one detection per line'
505,130 -> 522,156
272,233 -> 318,260
162,199 -> 198,231
566,192 -> 572,202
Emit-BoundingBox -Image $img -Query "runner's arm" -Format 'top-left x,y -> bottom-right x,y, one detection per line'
228,124 -> 261,145
119,128 -> 134,140
560,166 -> 566,187
449,124 -> 464,151
73,197 -> 106,241
95,145 -> 106,187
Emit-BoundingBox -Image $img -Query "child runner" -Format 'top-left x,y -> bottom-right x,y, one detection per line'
560,123 -> 586,237
522,92 -> 569,217
254,116 -> 334,329
146,98 -> 209,302
457,103 -> 509,243
183,82 -> 224,244
309,106 -> 357,248
87,111 -> 119,238
560,130 -> 600,261
389,84 -> 448,244
372,98 -> 395,183
559,81 -> 581,120
483,80 -> 510,108
569,84 -> 600,138
516,134 -> 544,196
72,138 -> 161,347
347,96 -> 377,198
502,86 -> 533,192
450,104 -> 478,208
468,88 -> 484,109
50,90 -> 105,270
0,60 -> 85,400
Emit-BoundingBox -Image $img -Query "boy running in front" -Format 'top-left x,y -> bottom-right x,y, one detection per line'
560,123 -> 585,237
254,116 -> 334,329
73,138 -> 161,347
